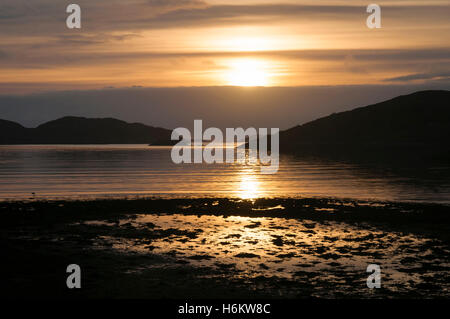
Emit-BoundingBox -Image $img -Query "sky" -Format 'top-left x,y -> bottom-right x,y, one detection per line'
0,0 -> 449,128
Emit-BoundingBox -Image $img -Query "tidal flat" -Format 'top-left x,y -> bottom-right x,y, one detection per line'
1,197 -> 449,298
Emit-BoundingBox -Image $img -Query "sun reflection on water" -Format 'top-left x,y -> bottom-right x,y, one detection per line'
238,173 -> 261,199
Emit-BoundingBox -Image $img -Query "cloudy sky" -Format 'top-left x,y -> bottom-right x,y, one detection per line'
0,0 -> 449,128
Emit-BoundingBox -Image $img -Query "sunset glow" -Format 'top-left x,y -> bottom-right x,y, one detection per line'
0,0 -> 448,93
226,59 -> 271,86
218,36 -> 275,52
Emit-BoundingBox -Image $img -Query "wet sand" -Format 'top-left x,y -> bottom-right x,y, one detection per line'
1,197 -> 449,298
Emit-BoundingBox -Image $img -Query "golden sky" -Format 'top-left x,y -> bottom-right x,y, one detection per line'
0,0 -> 449,93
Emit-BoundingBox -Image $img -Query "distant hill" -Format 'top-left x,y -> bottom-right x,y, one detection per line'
0,119 -> 27,144
280,90 -> 450,155
0,116 -> 171,144
1,90 -> 449,151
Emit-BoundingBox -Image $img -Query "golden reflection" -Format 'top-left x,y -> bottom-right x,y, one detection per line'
89,212 -> 439,286
238,173 -> 261,199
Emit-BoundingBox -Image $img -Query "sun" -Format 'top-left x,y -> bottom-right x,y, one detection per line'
226,59 -> 270,87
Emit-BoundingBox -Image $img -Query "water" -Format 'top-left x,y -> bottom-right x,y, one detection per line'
78,213 -> 449,297
0,145 -> 449,203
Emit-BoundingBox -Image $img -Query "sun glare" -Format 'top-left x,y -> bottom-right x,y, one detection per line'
238,174 -> 261,199
226,59 -> 270,87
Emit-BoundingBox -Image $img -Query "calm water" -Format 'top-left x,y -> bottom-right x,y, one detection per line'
0,145 -> 449,203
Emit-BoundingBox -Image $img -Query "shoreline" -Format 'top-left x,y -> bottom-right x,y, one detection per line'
3,193 -> 450,205
2,196 -> 449,236
2,196 -> 449,299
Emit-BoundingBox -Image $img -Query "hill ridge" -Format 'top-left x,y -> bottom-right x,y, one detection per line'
280,90 -> 449,151
0,116 -> 171,144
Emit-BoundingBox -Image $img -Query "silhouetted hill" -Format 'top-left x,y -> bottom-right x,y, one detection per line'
0,116 -> 171,144
1,90 -> 449,150
0,119 -> 26,144
280,90 -> 450,156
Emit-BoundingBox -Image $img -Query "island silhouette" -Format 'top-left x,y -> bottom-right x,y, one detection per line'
1,91 -> 448,158
280,90 -> 449,152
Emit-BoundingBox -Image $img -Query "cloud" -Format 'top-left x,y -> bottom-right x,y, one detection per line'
1,47 -> 448,68
27,33 -> 143,49
146,0 -> 206,8
384,71 -> 450,82
1,1 -> 449,33
1,1 -> 449,92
